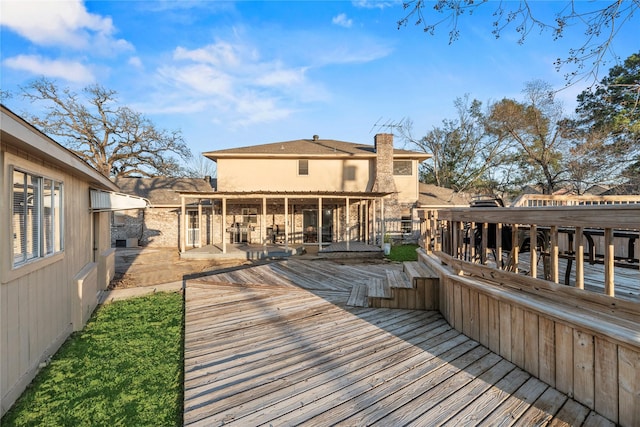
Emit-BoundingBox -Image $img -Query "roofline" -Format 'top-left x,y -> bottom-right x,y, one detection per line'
203,152 -> 432,161
1,104 -> 117,192
176,190 -> 394,199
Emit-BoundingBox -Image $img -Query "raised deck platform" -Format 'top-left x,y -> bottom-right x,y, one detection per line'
183,259 -> 614,426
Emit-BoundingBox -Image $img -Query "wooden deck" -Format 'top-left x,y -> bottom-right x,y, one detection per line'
183,259 -> 614,426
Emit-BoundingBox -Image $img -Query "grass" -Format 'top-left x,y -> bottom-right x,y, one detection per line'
386,244 -> 420,262
1,291 -> 184,427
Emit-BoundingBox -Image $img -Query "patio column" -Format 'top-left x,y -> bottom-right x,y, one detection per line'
180,196 -> 186,253
222,197 -> 227,254
346,196 -> 350,251
380,198 -> 385,247
198,201 -> 203,247
284,197 -> 289,251
372,199 -> 376,245
262,197 -> 267,253
318,197 -> 323,252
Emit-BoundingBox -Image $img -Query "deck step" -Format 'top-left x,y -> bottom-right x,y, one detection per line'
404,261 -> 438,285
367,278 -> 392,299
386,269 -> 412,289
347,283 -> 369,307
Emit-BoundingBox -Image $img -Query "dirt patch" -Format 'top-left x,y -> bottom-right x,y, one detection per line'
109,247 -> 249,289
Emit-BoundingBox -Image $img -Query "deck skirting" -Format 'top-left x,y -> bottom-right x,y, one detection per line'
420,249 -> 640,426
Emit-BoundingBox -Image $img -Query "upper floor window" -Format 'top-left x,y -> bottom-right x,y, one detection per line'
12,168 -> 64,267
393,160 -> 412,176
298,159 -> 309,176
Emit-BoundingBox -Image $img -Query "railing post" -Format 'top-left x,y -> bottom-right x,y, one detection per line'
511,224 -> 519,273
575,226 -> 584,289
530,225 -> 537,278
604,228 -> 615,296
496,223 -> 503,269
481,222 -> 488,265
470,222 -> 476,263
550,225 -> 559,284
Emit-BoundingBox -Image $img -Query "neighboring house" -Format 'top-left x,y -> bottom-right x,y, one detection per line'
170,133 -> 431,253
0,105 -> 145,416
417,183 -> 471,208
111,177 -> 215,248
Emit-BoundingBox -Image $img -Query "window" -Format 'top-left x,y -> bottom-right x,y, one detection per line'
112,211 -> 127,226
344,165 -> 356,181
298,159 -> 309,176
242,207 -> 257,224
12,168 -> 64,267
401,215 -> 413,234
393,160 -> 412,176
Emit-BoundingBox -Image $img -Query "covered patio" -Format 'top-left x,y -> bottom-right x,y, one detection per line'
177,190 -> 395,257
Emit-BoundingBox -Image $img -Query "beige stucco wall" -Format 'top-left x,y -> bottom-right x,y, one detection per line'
216,157 -> 420,204
217,158 -> 374,193
1,147 -> 110,416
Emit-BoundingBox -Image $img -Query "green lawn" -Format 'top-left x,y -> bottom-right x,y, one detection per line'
1,292 -> 184,427
386,244 -> 420,262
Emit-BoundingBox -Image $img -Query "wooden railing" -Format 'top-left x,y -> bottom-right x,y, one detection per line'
417,204 -> 640,426
421,205 -> 639,298
511,193 -> 640,207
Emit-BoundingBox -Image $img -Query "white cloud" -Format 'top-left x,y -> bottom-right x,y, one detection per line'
150,40 -> 322,127
128,56 -> 143,69
0,0 -> 132,53
352,0 -> 399,9
3,54 -> 95,84
332,13 -> 353,28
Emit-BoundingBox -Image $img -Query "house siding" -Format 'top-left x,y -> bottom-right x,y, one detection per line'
1,110 -> 114,416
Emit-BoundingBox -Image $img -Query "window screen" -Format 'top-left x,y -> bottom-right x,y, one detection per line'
298,159 -> 309,176
12,168 -> 64,267
393,160 -> 412,176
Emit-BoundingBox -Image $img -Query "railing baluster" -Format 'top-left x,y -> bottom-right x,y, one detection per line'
470,222 -> 476,263
496,223 -> 503,269
550,225 -> 559,284
481,223 -> 488,265
530,225 -> 537,278
575,226 -> 584,289
604,227 -> 615,296
511,224 -> 519,273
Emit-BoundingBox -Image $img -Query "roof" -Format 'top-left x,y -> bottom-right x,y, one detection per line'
115,177 -> 215,205
418,183 -> 471,207
1,104 -> 117,192
203,137 -> 431,160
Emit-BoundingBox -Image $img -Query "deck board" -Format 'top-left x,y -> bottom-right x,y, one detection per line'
184,258 -> 613,426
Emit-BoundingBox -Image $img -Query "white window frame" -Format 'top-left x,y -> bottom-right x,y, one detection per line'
11,167 -> 64,267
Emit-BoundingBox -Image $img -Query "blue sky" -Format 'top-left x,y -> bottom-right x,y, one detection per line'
1,1 -> 638,159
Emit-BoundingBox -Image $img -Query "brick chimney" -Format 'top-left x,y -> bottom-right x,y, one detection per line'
372,133 -> 397,194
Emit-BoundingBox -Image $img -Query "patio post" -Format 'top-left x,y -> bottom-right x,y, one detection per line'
198,200 -> 203,247
318,197 -> 323,252
284,197 -> 289,251
380,197 -> 385,247
346,196 -> 350,251
180,196 -> 186,253
372,198 -> 376,245
222,197 -> 227,254
262,197 -> 267,254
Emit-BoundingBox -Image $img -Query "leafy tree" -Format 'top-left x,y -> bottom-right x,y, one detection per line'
399,95 -> 508,193
398,1 -> 639,83
573,51 -> 640,184
485,80 -> 569,194
21,78 -> 191,177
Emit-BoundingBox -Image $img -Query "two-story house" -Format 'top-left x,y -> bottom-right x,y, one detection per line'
174,133 -> 431,255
